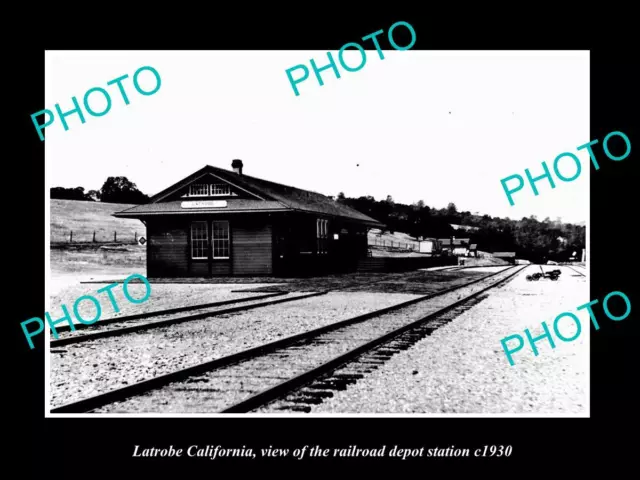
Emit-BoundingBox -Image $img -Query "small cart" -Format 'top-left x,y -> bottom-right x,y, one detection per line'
526,268 -> 562,281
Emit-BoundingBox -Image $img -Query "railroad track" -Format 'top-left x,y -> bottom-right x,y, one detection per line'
50,267 -> 498,347
53,291 -> 287,335
437,265 -> 463,271
254,291 -> 492,413
565,265 -> 586,277
51,265 -> 525,413
50,291 -> 325,347
436,265 -> 510,272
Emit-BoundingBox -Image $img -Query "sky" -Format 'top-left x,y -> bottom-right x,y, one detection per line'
45,50 -> 589,224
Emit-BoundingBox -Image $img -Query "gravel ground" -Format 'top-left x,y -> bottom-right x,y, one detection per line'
456,266 -> 512,273
309,265 -> 589,415
49,272 -> 138,298
244,270 -> 488,294
50,291 -> 421,408
52,291 -> 310,340
64,269 -> 491,295
420,266 -> 458,271
48,283 -> 278,326
93,267 -> 520,413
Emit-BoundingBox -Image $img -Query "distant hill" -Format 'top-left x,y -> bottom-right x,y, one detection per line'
50,199 -> 143,244
368,228 -> 419,250
450,223 -> 479,232
338,194 -> 585,263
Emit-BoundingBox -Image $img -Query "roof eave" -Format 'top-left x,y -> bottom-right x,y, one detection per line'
113,208 -> 291,219
113,209 -> 385,228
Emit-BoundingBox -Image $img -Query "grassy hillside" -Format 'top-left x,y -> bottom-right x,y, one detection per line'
367,228 -> 419,250
50,199 -> 143,244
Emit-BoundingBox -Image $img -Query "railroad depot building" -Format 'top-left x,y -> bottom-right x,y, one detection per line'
114,161 -> 384,277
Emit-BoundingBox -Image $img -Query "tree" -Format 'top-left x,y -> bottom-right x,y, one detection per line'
337,192 -> 346,200
50,186 -> 95,201
99,177 -> 149,204
332,192 -> 584,260
86,190 -> 101,201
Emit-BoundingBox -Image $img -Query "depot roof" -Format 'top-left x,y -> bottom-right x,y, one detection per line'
114,164 -> 385,228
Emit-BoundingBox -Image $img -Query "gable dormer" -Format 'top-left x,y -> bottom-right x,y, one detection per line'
159,171 -> 264,203
182,179 -> 237,198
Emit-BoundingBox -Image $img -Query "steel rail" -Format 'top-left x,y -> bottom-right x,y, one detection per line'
52,291 -> 287,334
565,265 -> 586,277
50,291 -> 326,348
50,266 -> 519,413
221,265 -> 526,413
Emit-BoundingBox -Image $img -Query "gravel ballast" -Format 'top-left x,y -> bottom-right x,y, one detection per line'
50,291 -> 421,408
309,265 -> 589,415
52,292 -> 307,341
48,283 -> 277,326
456,266 -> 512,273
92,268 -> 521,413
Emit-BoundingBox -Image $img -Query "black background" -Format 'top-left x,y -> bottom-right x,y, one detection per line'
13,7 -> 636,476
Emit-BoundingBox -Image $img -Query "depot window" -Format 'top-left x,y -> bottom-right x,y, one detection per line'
317,218 -> 329,254
212,221 -> 230,259
210,184 -> 231,196
190,221 -> 208,259
188,183 -> 231,197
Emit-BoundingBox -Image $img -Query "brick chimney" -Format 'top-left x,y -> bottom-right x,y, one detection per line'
232,159 -> 243,175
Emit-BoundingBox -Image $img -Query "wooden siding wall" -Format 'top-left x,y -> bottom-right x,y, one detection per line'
147,221 -> 189,277
232,222 -> 273,275
212,261 -> 232,275
147,218 -> 273,277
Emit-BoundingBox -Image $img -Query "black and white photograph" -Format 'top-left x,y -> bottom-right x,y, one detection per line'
43,49 -> 592,416
12,9 -> 640,476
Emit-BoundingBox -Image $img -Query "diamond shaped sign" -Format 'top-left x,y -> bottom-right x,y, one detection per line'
138,237 -> 147,245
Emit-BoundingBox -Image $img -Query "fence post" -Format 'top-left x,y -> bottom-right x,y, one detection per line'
69,231 -> 73,243
135,232 -> 137,242
93,231 -> 96,243
114,231 -> 117,242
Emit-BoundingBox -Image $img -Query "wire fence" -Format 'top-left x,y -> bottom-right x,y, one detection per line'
51,230 -> 144,245
368,237 -> 418,250
53,230 -> 420,249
